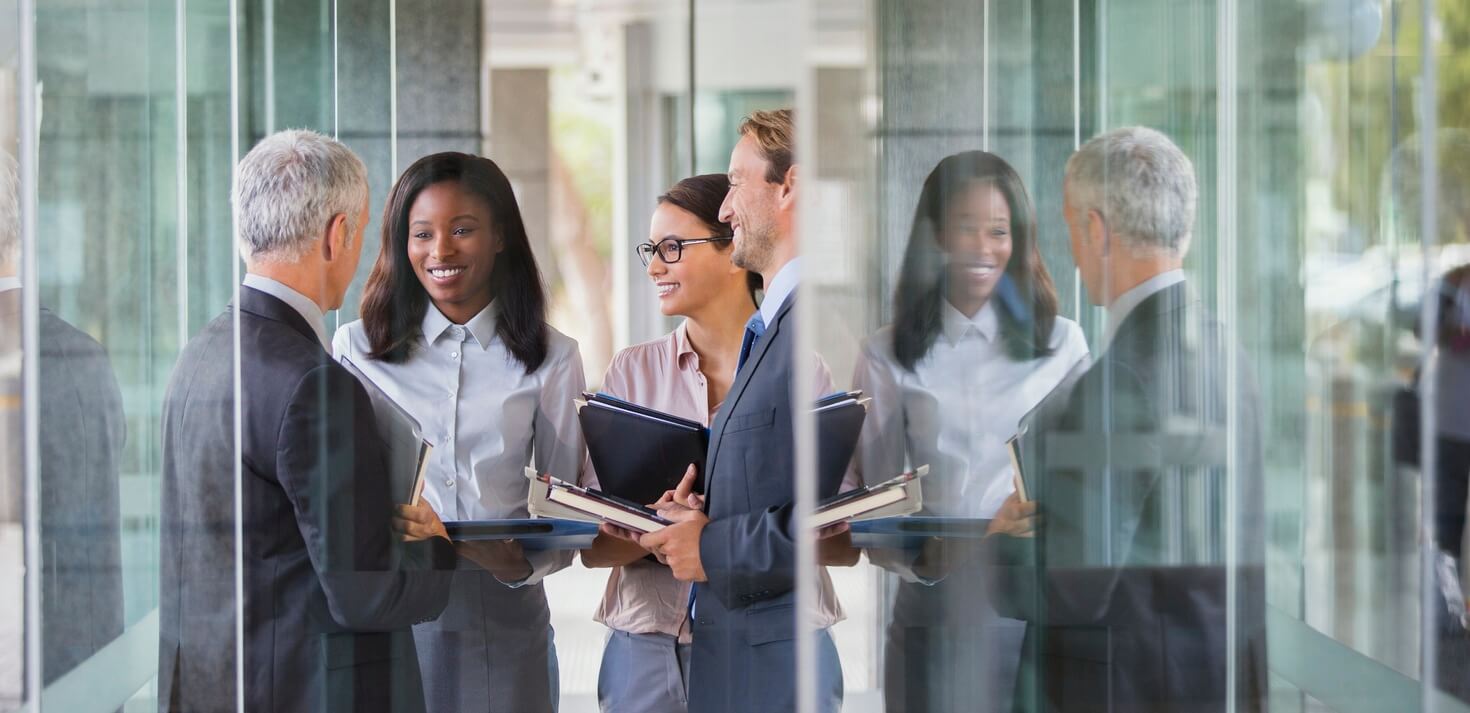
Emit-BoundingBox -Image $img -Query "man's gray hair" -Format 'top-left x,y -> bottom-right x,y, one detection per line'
235,129 -> 369,263
0,151 -> 17,266
1065,126 -> 1198,257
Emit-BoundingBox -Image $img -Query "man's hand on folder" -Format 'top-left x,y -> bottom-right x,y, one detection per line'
640,466 -> 709,582
653,464 -> 705,512
456,539 -> 533,583
986,493 -> 1037,539
395,503 -> 449,542
818,523 -> 860,567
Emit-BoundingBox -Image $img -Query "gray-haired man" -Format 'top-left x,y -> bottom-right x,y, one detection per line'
158,129 -> 453,713
986,126 -> 1268,712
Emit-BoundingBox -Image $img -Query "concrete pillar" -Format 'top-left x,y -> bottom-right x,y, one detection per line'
489,68 -> 552,284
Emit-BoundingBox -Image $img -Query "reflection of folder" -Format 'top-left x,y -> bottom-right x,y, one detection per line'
340,356 -> 432,505
579,391 -> 870,506
814,393 -> 871,496
1006,426 -> 1029,503
849,515 -> 990,550
442,518 -> 598,550
577,392 -> 708,506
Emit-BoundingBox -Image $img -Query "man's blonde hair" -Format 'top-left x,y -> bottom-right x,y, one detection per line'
738,109 -> 795,184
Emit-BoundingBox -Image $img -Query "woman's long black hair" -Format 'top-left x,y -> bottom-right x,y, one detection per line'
891,150 -> 1060,371
359,152 -> 550,372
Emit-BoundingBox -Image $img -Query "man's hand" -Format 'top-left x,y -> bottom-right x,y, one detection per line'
639,516 -> 709,582
986,493 -> 1037,538
394,503 -> 449,542
651,464 -> 704,512
583,525 -> 652,568
456,539 -> 533,583
817,522 -> 860,567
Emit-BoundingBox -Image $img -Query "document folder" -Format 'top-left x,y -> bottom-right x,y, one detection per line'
443,518 -> 599,550
577,392 -> 708,506
340,356 -> 432,505
849,515 -> 991,550
579,391 -> 871,506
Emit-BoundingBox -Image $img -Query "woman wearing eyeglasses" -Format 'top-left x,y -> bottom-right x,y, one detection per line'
579,174 -> 854,713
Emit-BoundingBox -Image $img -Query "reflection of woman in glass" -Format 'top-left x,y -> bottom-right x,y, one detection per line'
335,153 -> 585,713
580,174 -> 853,713
852,151 -> 1089,713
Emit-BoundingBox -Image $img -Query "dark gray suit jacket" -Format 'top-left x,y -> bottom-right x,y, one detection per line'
690,294 -> 842,713
990,281 -> 1269,712
157,286 -> 454,713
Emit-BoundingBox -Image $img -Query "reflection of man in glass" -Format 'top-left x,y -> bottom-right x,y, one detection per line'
987,127 -> 1268,712
0,150 -> 126,696
1386,129 -> 1470,702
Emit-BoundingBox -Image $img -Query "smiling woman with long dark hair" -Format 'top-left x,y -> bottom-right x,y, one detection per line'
334,152 -> 586,713
852,150 -> 1090,713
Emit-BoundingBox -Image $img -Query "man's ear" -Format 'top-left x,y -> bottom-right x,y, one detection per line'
1087,209 -> 1109,258
321,213 -> 349,262
778,164 -> 799,209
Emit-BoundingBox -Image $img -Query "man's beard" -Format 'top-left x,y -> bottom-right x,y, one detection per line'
731,223 -> 772,274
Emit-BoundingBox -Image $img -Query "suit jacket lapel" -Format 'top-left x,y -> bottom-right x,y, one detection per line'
704,295 -> 795,502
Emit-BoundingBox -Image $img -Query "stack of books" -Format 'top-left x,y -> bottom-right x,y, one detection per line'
812,465 -> 926,528
526,468 -> 672,534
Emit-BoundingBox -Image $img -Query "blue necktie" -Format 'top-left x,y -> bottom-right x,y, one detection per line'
737,312 -> 767,372
690,313 -> 765,628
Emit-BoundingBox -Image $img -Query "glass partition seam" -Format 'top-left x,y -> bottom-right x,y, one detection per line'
794,0 -> 818,709
18,0 -> 39,705
390,0 -> 398,176
1072,0 -> 1082,320
982,0 -> 991,152
264,0 -> 275,133
686,0 -> 696,176
1417,0 -> 1440,707
1214,0 -> 1240,708
230,0 -> 245,708
177,0 -> 190,349
332,0 -> 339,137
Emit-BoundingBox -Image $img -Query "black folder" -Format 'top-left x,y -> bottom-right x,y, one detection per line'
578,391 -> 869,506
578,392 -> 710,506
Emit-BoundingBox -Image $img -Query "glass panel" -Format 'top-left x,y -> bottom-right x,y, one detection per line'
21,0 -> 232,709
1,0 -> 22,707
802,0 -> 1469,711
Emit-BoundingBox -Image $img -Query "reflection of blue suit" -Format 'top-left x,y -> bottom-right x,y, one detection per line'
690,295 -> 843,713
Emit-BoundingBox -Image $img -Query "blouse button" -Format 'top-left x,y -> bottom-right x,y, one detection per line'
445,479 -> 455,488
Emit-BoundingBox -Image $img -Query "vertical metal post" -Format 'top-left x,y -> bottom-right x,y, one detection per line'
1417,0 -> 1441,708
18,0 -> 40,700
229,0 -> 245,708
1215,0 -> 1240,708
